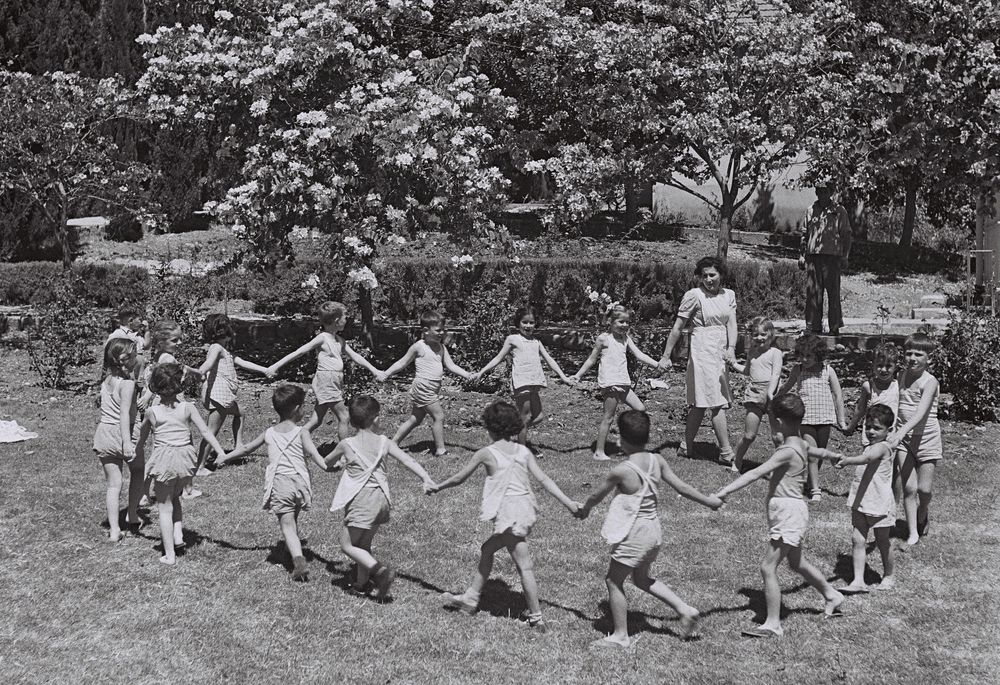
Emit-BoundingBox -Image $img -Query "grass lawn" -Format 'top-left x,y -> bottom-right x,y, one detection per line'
1,347 -> 998,683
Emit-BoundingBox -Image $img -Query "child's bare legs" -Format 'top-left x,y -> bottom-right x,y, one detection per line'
595,396 -> 621,459
515,392 -> 543,445
450,533 -> 506,607
631,560 -> 700,638
154,481 -> 183,565
916,461 -> 935,536
897,451 -> 920,545
801,425 -> 830,498
304,402 -> 331,433
279,510 -> 310,580
873,526 -> 895,588
102,460 -> 125,541
734,405 -> 765,470
847,511 -> 872,590
340,525 -> 379,589
195,409 -> 226,473
758,540 -> 789,633
598,560 -> 633,647
393,405 -> 427,448
786,544 -> 843,615
125,457 -> 144,527
330,401 -> 350,441
230,402 -> 244,448
425,401 -> 447,455
507,536 -> 541,617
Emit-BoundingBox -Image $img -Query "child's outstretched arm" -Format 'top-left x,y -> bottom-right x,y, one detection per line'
626,337 -> 660,369
888,375 -> 939,448
426,449 -> 489,494
382,342 -> 419,379
300,431 -> 329,471
441,345 -> 473,381
571,336 -> 604,382
713,448 -> 792,501
386,441 -> 436,489
118,379 -> 137,460
344,343 -> 384,380
727,356 -> 747,374
774,363 -> 800,397
265,334 -> 325,377
185,405 -> 228,457
525,454 -> 581,513
218,431 -> 266,468
197,343 -> 223,377
835,443 -> 891,469
828,366 -> 848,429
538,343 -> 575,384
841,381 -> 871,435
134,415 -> 153,462
234,357 -> 270,375
476,336 -> 515,380
658,455 -> 722,509
807,445 -> 845,462
324,441 -> 347,470
576,467 -> 624,519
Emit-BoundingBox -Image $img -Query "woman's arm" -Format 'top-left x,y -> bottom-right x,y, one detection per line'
266,335 -> 324,375
344,343 -> 384,379
477,336 -> 515,378
526,455 -> 579,512
219,431 -> 266,468
571,336 -> 604,381
426,450 -> 488,493
442,345 -> 473,380
118,380 -> 137,459
658,316 -> 689,370
626,337 -> 660,369
828,366 -> 847,428
725,297 -> 738,360
539,344 -> 574,384
888,376 -> 939,447
382,343 -> 419,379
186,405 -> 227,456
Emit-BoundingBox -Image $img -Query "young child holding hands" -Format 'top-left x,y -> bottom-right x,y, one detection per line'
840,343 -> 900,444
266,301 -> 384,442
383,310 -> 473,457
835,405 -> 896,593
474,307 -> 575,449
728,317 -> 784,472
428,401 -> 581,632
326,396 -> 436,601
220,384 -> 331,581
714,395 -> 845,638
571,306 -> 660,461
576,410 -> 722,649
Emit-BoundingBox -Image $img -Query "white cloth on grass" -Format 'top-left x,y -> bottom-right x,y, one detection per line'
0,420 -> 39,443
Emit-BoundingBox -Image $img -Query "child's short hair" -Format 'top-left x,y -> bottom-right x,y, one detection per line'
795,332 -> 827,362
865,404 -> 895,429
202,313 -> 234,343
149,362 -> 184,396
513,306 -> 538,326
748,316 -> 774,334
103,337 -> 137,376
317,301 -> 347,327
271,383 -> 306,418
903,332 -> 937,353
695,255 -> 727,280
117,307 -> 140,324
618,410 -> 650,446
150,320 -> 180,353
872,343 -> 899,370
420,310 -> 443,329
772,394 -> 805,423
481,401 -> 524,438
348,395 -> 381,429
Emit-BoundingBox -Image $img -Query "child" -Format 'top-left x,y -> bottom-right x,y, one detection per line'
219,384 -> 330,581
888,333 -> 942,546
107,307 -> 149,355
428,401 -> 581,632
137,320 -> 201,412
474,307 -> 576,450
570,306 -> 660,461
776,333 -> 846,501
135,363 -> 227,566
576,410 -> 722,649
835,405 -> 896,592
266,301 -> 384,442
93,338 -> 143,541
193,314 -> 269,477
382,310 -> 473,457
840,343 -> 900,446
326,395 -> 435,600
728,317 -> 784,472
713,394 -> 845,638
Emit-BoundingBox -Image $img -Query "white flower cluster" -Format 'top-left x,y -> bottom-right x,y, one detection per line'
347,266 -> 379,290
385,234 -> 407,245
585,286 -> 620,313
451,254 -> 474,271
301,273 -> 321,290
343,235 -> 373,256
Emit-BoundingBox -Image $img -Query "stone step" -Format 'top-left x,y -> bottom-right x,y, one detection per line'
919,293 -> 948,307
911,307 -> 955,319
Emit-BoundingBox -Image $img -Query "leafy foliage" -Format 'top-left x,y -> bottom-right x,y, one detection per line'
935,313 -> 1000,422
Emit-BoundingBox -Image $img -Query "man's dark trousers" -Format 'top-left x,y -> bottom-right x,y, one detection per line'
805,254 -> 843,334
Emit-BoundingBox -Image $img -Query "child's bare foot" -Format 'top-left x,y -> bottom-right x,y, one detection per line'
678,612 -> 701,640
373,564 -> 395,601
108,530 -> 124,542
433,449 -> 448,457
159,555 -> 176,566
182,489 -> 203,500
441,592 -> 477,615
903,534 -> 920,548
592,452 -> 611,462
589,635 -> 631,649
840,582 -> 870,594
741,624 -> 782,638
823,591 -> 845,618
291,555 -> 308,582
876,575 -> 896,591
729,462 -> 740,474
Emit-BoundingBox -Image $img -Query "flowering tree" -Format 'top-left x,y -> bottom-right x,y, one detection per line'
136,0 -> 517,331
0,70 -> 152,266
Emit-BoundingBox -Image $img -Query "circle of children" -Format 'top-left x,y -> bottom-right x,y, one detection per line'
96,279 -> 942,648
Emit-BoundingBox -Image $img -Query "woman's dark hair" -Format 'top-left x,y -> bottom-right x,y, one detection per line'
694,255 -> 727,280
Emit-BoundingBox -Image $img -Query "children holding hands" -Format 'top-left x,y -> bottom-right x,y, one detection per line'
728,317 -> 784,472
576,410 -> 722,649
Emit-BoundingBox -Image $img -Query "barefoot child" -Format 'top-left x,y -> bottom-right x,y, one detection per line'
570,306 -> 660,461
382,310 -> 473,457
576,410 -> 722,649
840,343 -> 900,445
135,364 -> 227,566
428,401 -> 581,632
193,314 -> 270,478
326,396 -> 435,600
220,384 -> 330,581
713,394 -> 845,638
728,317 -> 784,472
776,333 -> 847,501
835,405 -> 896,592
266,301 -> 384,441
137,321 -> 202,412
474,307 -> 576,451
888,333 -> 942,546
93,338 -> 143,541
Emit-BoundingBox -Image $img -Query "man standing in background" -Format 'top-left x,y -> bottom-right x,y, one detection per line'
799,185 -> 853,336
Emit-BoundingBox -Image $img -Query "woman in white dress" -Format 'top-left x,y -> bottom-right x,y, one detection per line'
658,256 -> 737,463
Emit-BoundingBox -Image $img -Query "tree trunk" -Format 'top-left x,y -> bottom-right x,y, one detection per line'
624,178 -> 638,227
899,176 -> 919,249
716,196 -> 733,262
638,179 -> 653,209
58,193 -> 71,269
358,284 -> 375,349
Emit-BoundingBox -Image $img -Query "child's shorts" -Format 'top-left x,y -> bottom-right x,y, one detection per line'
851,509 -> 893,529
896,429 -> 943,463
312,370 -> 345,405
93,424 -> 129,464
599,385 -> 630,402
511,383 -> 544,401
410,377 -> 442,408
743,400 -> 769,414
767,497 -> 808,547
344,487 -> 391,529
491,494 -> 537,538
265,473 -> 311,516
610,518 -> 663,568
148,476 -> 190,501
